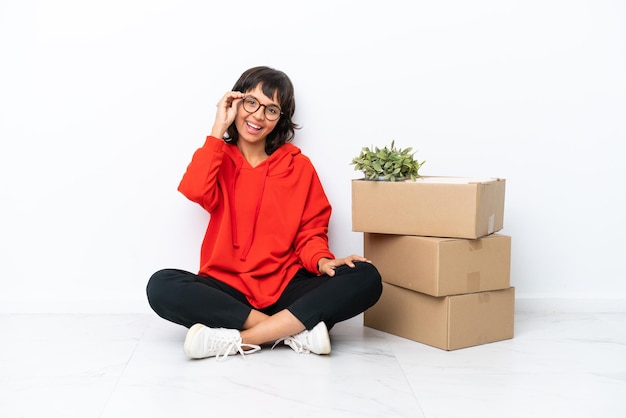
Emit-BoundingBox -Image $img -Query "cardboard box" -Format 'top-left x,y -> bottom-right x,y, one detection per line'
352,177 -> 506,239
364,283 -> 515,350
364,233 -> 511,296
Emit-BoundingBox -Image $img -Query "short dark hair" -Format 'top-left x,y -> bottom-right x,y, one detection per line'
226,66 -> 299,155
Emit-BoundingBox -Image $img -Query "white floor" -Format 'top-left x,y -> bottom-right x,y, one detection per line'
1,311 -> 625,418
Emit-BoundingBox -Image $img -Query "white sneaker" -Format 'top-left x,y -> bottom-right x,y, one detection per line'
273,322 -> 331,355
183,324 -> 261,360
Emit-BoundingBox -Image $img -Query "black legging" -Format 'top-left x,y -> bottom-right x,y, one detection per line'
146,261 -> 382,331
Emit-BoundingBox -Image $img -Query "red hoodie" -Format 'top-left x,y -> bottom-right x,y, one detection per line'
178,136 -> 335,309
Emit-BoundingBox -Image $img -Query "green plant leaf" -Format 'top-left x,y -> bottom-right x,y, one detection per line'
350,140 -> 425,181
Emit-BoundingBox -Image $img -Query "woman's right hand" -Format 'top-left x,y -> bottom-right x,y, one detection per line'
211,91 -> 245,139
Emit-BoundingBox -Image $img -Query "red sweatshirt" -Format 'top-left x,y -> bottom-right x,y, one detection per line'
178,136 -> 335,309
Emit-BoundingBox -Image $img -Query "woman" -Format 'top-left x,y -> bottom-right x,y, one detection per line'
147,66 -> 382,360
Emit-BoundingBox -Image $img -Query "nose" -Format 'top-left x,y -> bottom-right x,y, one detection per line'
252,104 -> 267,119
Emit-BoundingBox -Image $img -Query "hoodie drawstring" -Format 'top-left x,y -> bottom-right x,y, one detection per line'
228,159 -> 269,262
228,159 -> 243,250
239,164 -> 268,261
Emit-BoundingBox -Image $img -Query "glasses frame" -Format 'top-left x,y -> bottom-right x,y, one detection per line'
241,95 -> 283,121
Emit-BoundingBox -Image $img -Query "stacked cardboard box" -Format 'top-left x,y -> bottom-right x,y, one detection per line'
352,176 -> 514,350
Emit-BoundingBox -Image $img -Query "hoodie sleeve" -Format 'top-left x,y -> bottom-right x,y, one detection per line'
177,136 -> 226,211
294,168 -> 335,274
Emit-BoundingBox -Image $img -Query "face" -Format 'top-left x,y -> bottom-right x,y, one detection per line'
234,84 -> 280,147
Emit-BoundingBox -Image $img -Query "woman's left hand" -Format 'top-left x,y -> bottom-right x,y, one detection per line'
318,255 -> 371,277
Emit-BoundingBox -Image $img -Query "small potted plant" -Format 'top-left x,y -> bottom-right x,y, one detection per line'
350,140 -> 425,182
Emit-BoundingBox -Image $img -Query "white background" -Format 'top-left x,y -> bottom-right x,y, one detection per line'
1,0 -> 624,313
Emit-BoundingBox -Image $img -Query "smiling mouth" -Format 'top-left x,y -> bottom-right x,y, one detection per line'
246,121 -> 262,131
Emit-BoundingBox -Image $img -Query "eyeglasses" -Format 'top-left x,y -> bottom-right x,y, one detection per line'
242,95 -> 283,121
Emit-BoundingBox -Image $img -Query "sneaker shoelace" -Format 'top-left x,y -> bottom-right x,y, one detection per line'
217,341 -> 261,361
208,333 -> 261,361
271,332 -> 310,354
